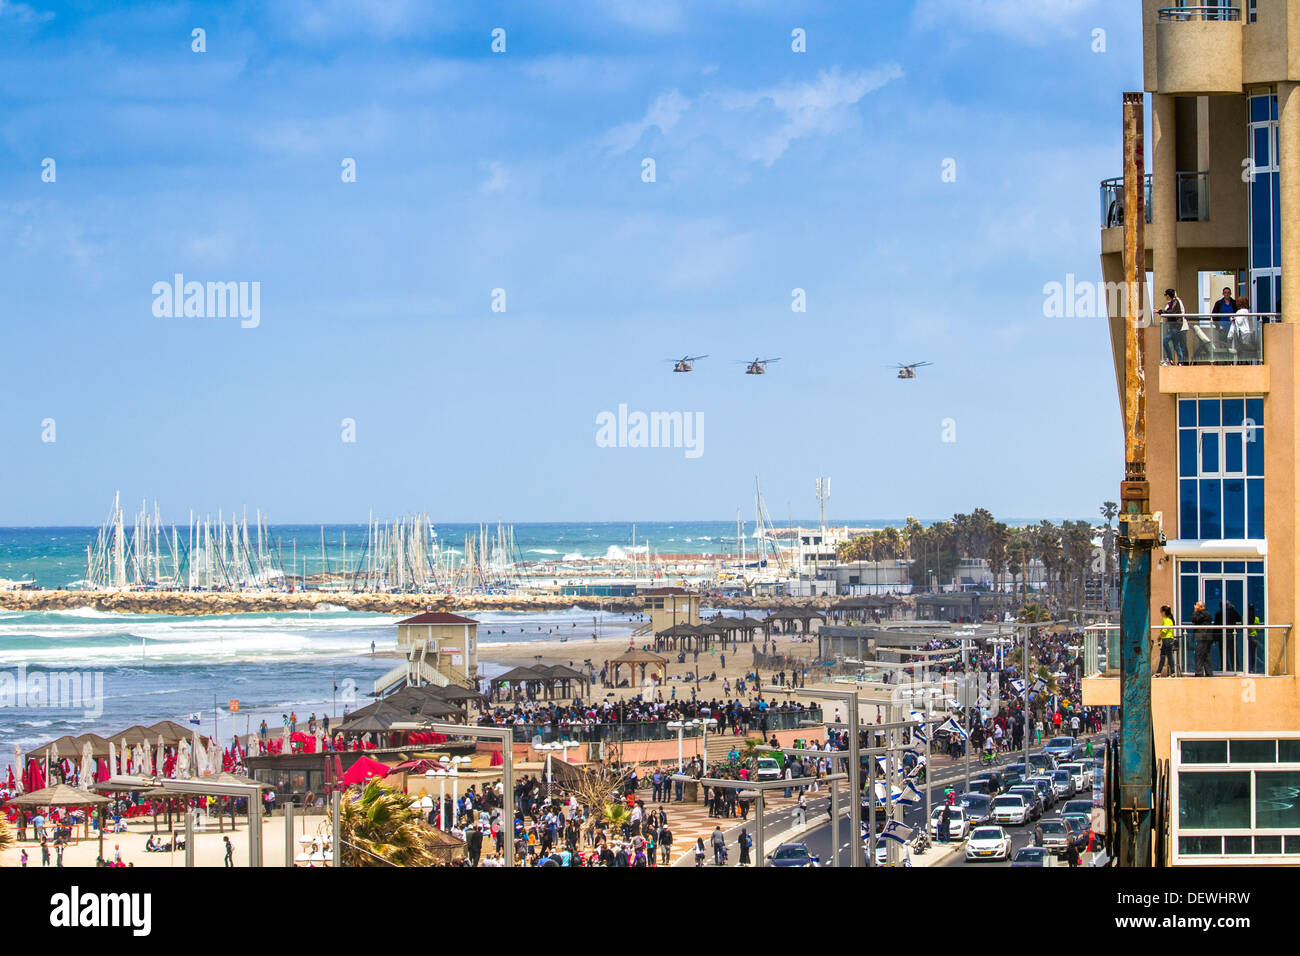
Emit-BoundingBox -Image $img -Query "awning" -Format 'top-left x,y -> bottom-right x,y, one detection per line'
1162,539 -> 1267,559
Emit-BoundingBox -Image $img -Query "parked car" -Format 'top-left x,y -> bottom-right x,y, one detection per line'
1007,785 -> 1044,820
1061,813 -> 1095,852
972,770 -> 1003,793
766,842 -> 819,867
1062,798 -> 1094,818
1025,776 -> 1058,809
874,837 -> 912,867
755,757 -> 782,782
929,805 -> 968,840
1038,818 -> 1076,855
1043,736 -> 1076,762
1060,761 -> 1092,791
1049,768 -> 1077,800
965,779 -> 995,796
959,792 -> 993,826
1028,752 -> 1057,774
999,771 -> 1024,792
1010,846 -> 1059,867
990,794 -> 1031,826
965,825 -> 1012,862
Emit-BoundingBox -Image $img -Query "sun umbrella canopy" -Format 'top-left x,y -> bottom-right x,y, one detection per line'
340,756 -> 390,786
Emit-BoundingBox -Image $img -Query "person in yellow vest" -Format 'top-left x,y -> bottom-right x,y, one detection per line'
1155,605 -> 1178,676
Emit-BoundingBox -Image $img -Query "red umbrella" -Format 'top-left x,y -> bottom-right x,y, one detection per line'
5,764 -> 13,790
95,758 -> 109,783
333,754 -> 344,783
340,756 -> 390,786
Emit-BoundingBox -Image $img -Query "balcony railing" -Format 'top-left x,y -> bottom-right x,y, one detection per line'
1100,175 -> 1152,228
1177,170 -> 1209,221
1158,312 -> 1276,366
1158,4 -> 1241,21
1083,623 -> 1289,677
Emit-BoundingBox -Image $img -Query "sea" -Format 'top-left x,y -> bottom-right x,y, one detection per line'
0,518 -> 1058,770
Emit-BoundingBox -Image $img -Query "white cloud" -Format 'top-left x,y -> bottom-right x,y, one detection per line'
0,0 -> 53,23
480,160 -> 509,194
603,89 -> 690,154
912,0 -> 1096,44
600,0 -> 685,34
602,66 -> 903,167
721,65 -> 904,166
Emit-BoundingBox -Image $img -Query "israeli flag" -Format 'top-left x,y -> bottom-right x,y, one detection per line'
938,716 -> 969,741
909,711 -> 928,742
880,819 -> 917,844
1032,677 -> 1048,694
188,712 -> 202,726
1009,678 -> 1026,694
899,781 -> 924,805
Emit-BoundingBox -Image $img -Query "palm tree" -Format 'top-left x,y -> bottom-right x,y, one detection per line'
738,736 -> 766,775
0,815 -> 11,855
986,522 -> 1010,601
339,779 -> 452,867
1100,502 -> 1118,610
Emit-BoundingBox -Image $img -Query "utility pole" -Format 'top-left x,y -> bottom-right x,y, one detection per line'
1117,91 -> 1161,868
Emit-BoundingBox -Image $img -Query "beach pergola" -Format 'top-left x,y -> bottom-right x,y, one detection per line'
535,663 -> 592,700
138,771 -> 268,834
764,606 -> 826,635
9,783 -> 113,860
489,665 -> 548,702
653,622 -> 703,653
604,647 -> 668,688
382,685 -> 465,720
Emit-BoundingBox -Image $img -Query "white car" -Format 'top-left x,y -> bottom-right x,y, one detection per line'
754,757 -> 782,782
873,837 -> 913,867
965,825 -> 1012,862
1060,761 -> 1092,792
928,805 -> 967,840
990,794 -> 1031,825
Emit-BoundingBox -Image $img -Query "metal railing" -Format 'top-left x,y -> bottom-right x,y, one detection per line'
1082,623 -> 1289,677
1100,175 -> 1152,228
1158,5 -> 1241,21
498,706 -> 824,743
1177,170 -> 1209,221
1158,312 -> 1275,366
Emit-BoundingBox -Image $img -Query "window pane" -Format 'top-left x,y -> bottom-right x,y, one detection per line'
1248,479 -> 1265,538
1200,481 -> 1222,538
1256,771 -> 1300,828
1179,771 -> 1250,828
1246,397 -> 1263,423
1231,739 -> 1276,762
1274,174 -> 1282,267
1180,480 -> 1199,539
1286,836 -> 1300,854
1225,431 -> 1243,473
1180,835 -> 1222,855
1279,740 -> 1300,762
1202,561 -> 1222,574
1179,398 -> 1197,426
1255,835 -> 1282,854
1224,835 -> 1252,854
1181,740 -> 1228,764
1224,479 -> 1246,537
1225,561 -> 1245,574
1201,432 -> 1219,473
1251,96 -> 1270,123
1246,427 -> 1264,475
1180,429 -> 1198,477
1223,398 -> 1245,426
1199,399 -> 1221,427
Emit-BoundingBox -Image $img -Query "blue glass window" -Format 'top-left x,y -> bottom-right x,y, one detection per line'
1179,397 -> 1265,541
1248,479 -> 1265,538
1180,429 -> 1198,475
1199,400 -> 1221,427
1224,480 -> 1246,537
1181,480 -> 1199,539
1180,399 -> 1198,425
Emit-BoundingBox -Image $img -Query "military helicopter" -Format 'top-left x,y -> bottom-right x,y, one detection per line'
893,361 -> 933,380
669,355 -> 708,373
743,357 -> 781,375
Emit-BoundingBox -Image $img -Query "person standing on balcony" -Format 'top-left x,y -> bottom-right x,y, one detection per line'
1192,601 -> 1214,676
1156,605 -> 1178,676
1228,296 -> 1255,360
1160,288 -> 1189,365
1211,287 -> 1236,317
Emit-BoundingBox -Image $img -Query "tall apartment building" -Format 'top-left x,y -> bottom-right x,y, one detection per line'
1084,0 -> 1300,865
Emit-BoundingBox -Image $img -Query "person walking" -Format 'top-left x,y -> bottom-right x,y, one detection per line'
20,848 -> 28,868
658,824 -> 673,865
1156,605 -> 1178,676
938,805 -> 951,843
223,836 -> 233,867
41,838 -> 50,867
738,828 -> 752,866
694,836 -> 706,867
794,792 -> 807,828
710,824 -> 726,865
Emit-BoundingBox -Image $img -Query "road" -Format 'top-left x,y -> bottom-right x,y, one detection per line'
779,737 -> 1103,867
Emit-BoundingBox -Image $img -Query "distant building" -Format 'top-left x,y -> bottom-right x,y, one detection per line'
374,611 -> 478,695
638,587 -> 700,634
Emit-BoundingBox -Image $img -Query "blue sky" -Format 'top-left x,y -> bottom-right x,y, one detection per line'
0,0 -> 1141,525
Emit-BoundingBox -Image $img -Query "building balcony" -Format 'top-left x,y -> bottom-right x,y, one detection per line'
1100,171 -> 1208,229
1158,313 -> 1273,366
1155,6 -> 1243,93
1082,622 -> 1290,686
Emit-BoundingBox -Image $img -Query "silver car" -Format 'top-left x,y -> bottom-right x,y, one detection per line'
1059,761 -> 1092,792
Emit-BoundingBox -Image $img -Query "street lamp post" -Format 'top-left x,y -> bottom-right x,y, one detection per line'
666,720 -> 688,771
